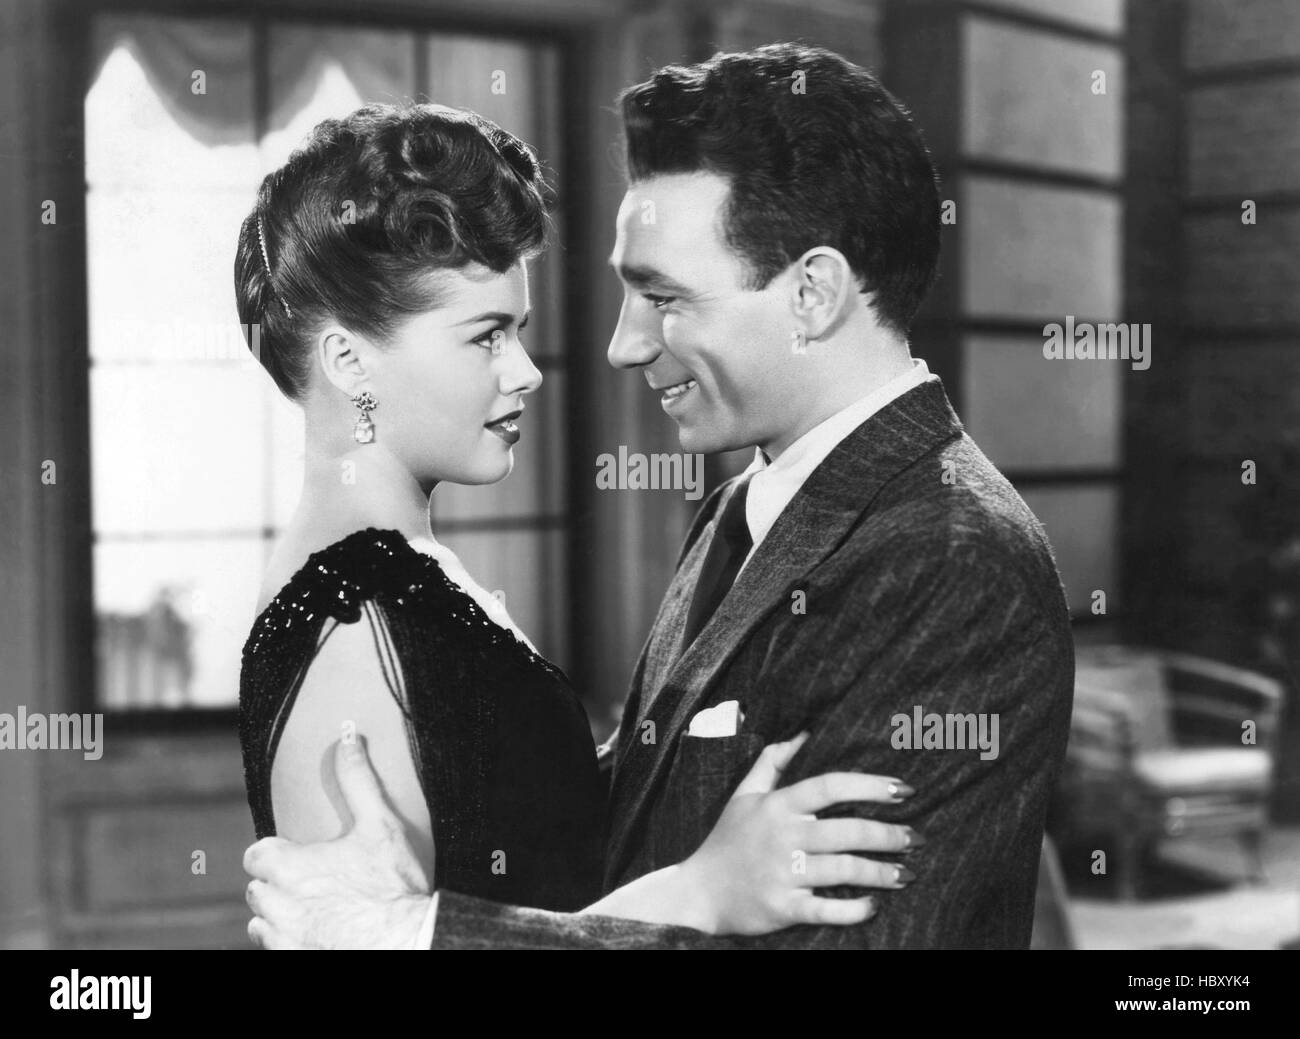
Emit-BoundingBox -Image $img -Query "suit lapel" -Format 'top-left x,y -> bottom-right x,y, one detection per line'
641,495 -> 733,719
609,481 -> 729,785
605,377 -> 964,882
609,551 -> 699,781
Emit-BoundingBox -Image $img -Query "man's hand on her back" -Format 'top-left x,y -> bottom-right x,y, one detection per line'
243,736 -> 433,949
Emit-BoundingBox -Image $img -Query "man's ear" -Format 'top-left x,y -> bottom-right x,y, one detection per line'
317,326 -> 371,398
790,247 -> 857,341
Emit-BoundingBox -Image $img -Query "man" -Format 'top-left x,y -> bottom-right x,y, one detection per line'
244,43 -> 1075,949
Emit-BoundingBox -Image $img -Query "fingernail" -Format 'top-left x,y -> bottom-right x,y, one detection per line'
863,897 -> 878,919
894,865 -> 915,886
888,781 -> 915,800
903,827 -> 926,850
341,735 -> 366,760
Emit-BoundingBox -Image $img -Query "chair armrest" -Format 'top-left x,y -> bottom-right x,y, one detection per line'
1169,691 -> 1275,727
1072,682 -> 1137,719
1159,652 -> 1285,747
1068,683 -> 1138,768
1161,651 -> 1285,706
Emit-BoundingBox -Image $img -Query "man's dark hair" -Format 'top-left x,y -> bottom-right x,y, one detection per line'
620,43 -> 941,335
235,103 -> 550,401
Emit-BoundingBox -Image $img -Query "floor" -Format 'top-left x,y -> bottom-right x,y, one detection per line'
1064,826 -> 1300,950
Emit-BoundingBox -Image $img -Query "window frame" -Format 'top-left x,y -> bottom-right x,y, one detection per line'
76,0 -> 593,728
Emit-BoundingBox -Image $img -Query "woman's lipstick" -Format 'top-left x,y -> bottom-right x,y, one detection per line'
485,410 -> 522,445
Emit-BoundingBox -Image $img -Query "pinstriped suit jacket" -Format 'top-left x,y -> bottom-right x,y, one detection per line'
431,376 -> 1075,948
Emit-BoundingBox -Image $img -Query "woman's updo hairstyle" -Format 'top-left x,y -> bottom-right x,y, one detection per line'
235,102 -> 551,401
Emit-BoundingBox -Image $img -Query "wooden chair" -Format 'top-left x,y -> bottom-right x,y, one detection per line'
1057,645 -> 1283,900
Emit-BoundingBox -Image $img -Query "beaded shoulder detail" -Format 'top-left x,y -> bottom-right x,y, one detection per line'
242,527 -> 559,676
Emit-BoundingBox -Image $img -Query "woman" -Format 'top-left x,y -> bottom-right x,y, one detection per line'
235,102 -> 916,937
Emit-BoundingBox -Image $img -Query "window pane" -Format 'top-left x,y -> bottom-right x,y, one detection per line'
971,0 -> 1124,33
91,364 -> 271,535
962,335 -> 1121,471
95,536 -> 266,709
86,187 -> 256,352
963,177 -> 1121,320
964,18 -> 1123,180
1018,484 -> 1119,615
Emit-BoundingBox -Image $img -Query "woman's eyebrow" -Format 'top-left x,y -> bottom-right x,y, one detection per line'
455,309 -> 531,328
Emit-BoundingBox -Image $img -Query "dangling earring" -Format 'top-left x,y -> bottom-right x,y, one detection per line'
351,390 -> 378,444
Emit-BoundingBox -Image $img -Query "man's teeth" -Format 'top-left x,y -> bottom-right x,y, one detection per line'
494,419 -> 518,433
661,380 -> 697,400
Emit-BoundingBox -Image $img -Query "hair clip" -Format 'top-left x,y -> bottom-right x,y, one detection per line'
256,214 -> 294,319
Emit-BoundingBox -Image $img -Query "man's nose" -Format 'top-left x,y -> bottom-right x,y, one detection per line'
606,298 -> 662,370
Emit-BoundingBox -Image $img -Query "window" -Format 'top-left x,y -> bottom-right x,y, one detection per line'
86,12 -> 569,710
952,9 -> 1127,620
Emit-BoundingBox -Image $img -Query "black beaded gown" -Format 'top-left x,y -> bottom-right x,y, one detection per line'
238,528 -> 606,912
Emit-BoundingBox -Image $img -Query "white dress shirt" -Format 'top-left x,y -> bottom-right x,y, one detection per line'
739,358 -> 932,570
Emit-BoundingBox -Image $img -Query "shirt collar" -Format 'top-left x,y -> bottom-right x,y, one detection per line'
741,358 -> 932,551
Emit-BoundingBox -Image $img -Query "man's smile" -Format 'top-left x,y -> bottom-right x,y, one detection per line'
650,377 -> 698,410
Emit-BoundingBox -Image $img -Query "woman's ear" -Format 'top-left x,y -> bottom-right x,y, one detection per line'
317,326 -> 370,398
790,246 -> 856,341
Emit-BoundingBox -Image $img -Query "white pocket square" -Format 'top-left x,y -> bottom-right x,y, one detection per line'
687,700 -> 744,737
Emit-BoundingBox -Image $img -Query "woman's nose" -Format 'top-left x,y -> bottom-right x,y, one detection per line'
501,338 -> 543,396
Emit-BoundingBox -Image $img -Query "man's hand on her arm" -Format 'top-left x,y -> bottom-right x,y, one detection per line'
243,737 -> 434,949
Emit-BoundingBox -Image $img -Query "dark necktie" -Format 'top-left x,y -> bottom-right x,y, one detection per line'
681,476 -> 753,650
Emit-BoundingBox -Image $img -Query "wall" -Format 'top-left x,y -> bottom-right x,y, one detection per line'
1171,0 -> 1300,815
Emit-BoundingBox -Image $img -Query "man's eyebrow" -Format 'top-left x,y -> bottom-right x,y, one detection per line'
455,310 -> 531,328
608,261 -> 692,295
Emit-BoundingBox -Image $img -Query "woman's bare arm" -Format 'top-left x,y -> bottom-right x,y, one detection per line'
269,603 -> 434,889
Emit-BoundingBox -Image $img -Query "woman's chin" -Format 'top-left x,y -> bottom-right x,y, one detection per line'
455,453 -> 515,486
491,452 -> 515,482
423,441 -> 517,487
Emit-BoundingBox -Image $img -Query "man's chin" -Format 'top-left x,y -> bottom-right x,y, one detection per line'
674,420 -> 746,457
